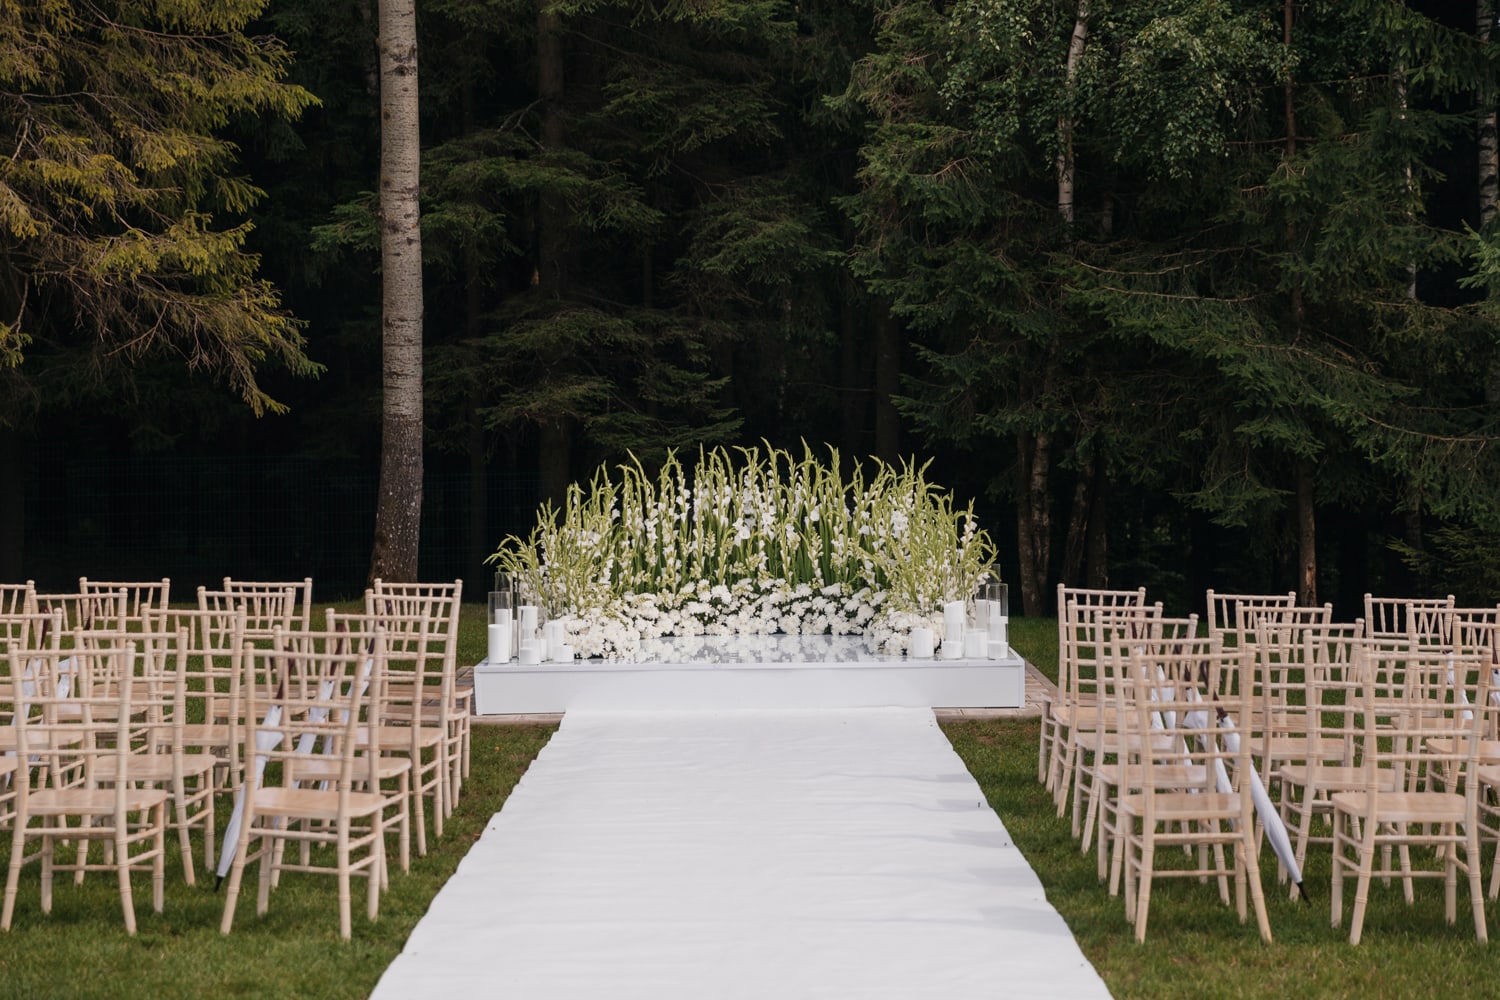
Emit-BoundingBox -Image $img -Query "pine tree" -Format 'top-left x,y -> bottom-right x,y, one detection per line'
0,0 -> 318,416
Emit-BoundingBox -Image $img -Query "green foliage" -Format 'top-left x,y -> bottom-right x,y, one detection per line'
838,0 -> 1500,592
0,0 -> 319,418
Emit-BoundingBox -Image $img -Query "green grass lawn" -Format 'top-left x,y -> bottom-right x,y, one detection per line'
0,609 -> 1494,998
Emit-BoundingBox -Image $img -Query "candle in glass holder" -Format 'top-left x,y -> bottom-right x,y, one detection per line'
986,581 -> 1009,654
908,627 -> 935,659
489,588 -> 514,626
487,622 -> 513,664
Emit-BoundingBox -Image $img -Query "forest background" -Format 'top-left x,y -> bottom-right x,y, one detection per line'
5,0 -> 1500,617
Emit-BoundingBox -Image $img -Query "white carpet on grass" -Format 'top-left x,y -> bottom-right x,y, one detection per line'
371,708 -> 1109,999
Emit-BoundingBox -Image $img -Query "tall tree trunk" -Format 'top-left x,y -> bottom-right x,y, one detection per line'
536,2 -> 566,296
539,419 -> 572,506
873,301 -> 901,463
1084,456 -> 1109,588
1056,1 -> 1090,225
1060,463 -> 1092,586
1015,429 -> 1052,616
1481,2 -> 1498,229
0,428 -> 25,580
1283,0 -> 1315,605
1478,4 -> 1500,404
461,73 -> 489,581
1296,459 -> 1317,605
369,0 -> 424,584
839,277 -> 865,455
534,0 -> 573,498
468,411 -> 488,580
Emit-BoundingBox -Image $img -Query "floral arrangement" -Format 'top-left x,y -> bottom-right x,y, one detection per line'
487,444 -> 996,660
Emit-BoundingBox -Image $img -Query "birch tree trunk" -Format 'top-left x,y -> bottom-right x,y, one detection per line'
1056,1 -> 1089,225
369,0 -> 424,583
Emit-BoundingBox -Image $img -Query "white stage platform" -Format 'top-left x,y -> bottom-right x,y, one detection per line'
472,635 -> 1027,714
371,709 -> 1108,1000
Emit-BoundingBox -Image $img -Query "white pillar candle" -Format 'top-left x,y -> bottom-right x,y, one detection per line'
553,642 -> 574,662
963,628 -> 987,659
543,620 -> 566,661
988,612 -> 1008,652
908,627 -> 935,659
518,642 -> 541,666
487,623 -> 513,664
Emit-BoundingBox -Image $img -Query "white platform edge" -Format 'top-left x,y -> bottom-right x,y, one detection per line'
472,651 -> 1026,714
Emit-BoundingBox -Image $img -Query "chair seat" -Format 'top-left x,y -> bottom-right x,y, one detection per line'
1330,790 -> 1468,825
288,755 -> 412,784
1265,735 -> 1347,758
0,731 -> 84,752
29,787 -> 170,817
1099,762 -> 1209,789
91,754 -> 217,783
1118,791 -> 1240,820
356,723 -> 442,750
1425,736 -> 1500,763
1279,765 -> 1398,791
1049,703 -> 1101,729
178,722 -> 232,746
251,786 -> 385,821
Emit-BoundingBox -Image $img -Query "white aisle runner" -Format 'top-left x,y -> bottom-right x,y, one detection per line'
372,709 -> 1109,999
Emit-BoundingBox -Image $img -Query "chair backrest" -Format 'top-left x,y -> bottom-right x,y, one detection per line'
1351,643 -> 1491,800
328,607 -> 451,727
1114,637 -> 1255,823
0,609 -> 61,657
7,639 -> 143,797
1205,590 -> 1297,641
145,605 -> 248,743
1061,599 -> 1166,712
201,584 -> 302,637
237,628 -> 385,800
1056,585 -> 1150,707
1449,607 -> 1500,657
1249,614 -> 1359,769
0,581 -> 36,616
31,588 -> 131,631
223,577 -> 314,632
1363,594 -> 1455,647
78,577 -> 170,618
367,578 -> 462,635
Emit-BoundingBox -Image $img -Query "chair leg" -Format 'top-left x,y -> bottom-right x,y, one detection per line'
152,804 -> 167,914
40,826 -> 55,914
176,795 -> 196,887
369,818 -> 384,922
1468,829 -> 1488,942
1348,812 -> 1379,946
1134,863 -> 1155,943
257,832 -> 276,917
1037,713 -> 1053,784
337,836 -> 352,942
2,825 -> 24,930
1242,837 -> 1272,943
115,829 -> 138,936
